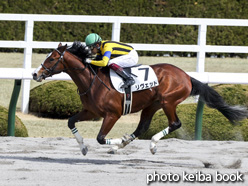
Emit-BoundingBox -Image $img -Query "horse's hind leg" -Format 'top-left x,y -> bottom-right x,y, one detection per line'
150,103 -> 181,154
132,101 -> 161,138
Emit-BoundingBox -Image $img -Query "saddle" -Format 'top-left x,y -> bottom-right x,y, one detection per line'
110,65 -> 159,115
110,65 -> 159,93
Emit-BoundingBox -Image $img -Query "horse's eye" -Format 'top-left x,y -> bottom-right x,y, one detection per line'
50,58 -> 54,62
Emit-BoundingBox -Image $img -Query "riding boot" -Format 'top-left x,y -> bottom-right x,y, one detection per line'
109,63 -> 135,89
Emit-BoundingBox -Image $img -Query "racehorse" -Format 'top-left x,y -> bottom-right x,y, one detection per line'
33,42 -> 248,155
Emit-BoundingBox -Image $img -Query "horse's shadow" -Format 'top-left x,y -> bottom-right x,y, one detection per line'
0,154 -> 204,169
0,155 -> 121,165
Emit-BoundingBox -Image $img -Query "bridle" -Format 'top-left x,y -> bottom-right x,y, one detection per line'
41,47 -> 110,95
41,49 -> 68,78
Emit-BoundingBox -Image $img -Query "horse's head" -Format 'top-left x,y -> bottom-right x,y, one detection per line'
32,43 -> 68,82
33,42 -> 92,82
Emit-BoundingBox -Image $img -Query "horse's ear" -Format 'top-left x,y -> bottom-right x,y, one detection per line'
58,43 -> 62,47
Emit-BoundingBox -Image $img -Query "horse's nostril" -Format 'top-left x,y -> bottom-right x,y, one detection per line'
33,73 -> 37,80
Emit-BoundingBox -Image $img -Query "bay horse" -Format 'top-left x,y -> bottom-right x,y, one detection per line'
33,42 -> 248,155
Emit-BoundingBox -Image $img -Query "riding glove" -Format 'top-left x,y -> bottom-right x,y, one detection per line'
85,58 -> 92,64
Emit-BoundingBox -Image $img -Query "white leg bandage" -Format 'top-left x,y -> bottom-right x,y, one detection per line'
151,127 -> 169,143
106,138 -> 122,145
107,134 -> 136,154
150,127 -> 169,154
71,127 -> 88,155
72,128 -> 84,143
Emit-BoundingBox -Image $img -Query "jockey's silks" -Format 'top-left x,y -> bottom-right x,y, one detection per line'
90,40 -> 133,67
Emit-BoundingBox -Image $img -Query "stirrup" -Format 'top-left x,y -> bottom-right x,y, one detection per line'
120,79 -> 135,89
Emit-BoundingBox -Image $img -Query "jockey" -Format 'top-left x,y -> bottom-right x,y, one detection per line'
85,33 -> 138,89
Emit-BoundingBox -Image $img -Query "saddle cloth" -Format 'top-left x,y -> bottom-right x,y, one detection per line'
110,65 -> 159,93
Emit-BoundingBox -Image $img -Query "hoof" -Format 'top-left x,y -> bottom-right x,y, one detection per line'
150,146 -> 157,155
107,146 -> 118,154
150,141 -> 157,155
121,134 -> 133,147
81,146 -> 88,156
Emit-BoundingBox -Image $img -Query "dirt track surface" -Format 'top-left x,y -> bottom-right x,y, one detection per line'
1,137 -> 247,186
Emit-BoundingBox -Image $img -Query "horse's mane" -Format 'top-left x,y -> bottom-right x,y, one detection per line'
66,41 -> 91,60
66,41 -> 104,73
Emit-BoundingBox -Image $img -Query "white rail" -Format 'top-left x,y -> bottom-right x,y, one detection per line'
1,68 -> 248,85
0,14 -> 248,113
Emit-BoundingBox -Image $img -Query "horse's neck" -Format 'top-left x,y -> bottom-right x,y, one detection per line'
68,71 -> 89,90
65,59 -> 92,93
64,54 -> 109,96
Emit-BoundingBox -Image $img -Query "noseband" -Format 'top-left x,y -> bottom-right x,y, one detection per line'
41,49 -> 67,78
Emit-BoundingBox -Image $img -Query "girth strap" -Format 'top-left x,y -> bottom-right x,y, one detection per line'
123,68 -> 132,115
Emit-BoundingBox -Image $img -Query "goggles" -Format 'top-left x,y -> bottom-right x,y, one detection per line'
90,45 -> 96,50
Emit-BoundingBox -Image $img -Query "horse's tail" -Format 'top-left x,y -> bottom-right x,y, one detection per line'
190,77 -> 248,123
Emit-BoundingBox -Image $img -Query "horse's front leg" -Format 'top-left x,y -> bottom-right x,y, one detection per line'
109,102 -> 161,153
96,114 -> 128,153
68,109 -> 96,156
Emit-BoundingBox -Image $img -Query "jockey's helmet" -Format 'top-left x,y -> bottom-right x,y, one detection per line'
85,33 -> 102,47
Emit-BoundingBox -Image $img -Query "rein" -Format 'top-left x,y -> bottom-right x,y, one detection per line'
77,64 -> 110,96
